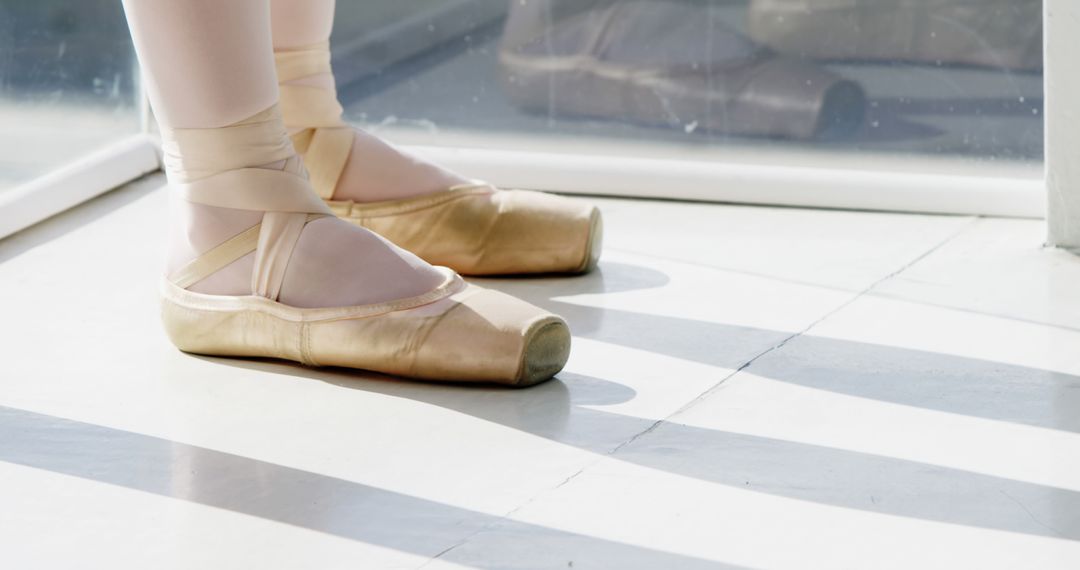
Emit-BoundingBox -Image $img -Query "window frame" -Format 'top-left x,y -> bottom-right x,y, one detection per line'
1045,0 -> 1079,249
402,143 -> 1044,218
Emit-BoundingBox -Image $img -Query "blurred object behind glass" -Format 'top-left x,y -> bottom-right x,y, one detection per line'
0,1 -> 1041,198
336,0 -> 1043,176
498,0 -> 867,140
748,0 -> 1042,71
0,0 -> 139,192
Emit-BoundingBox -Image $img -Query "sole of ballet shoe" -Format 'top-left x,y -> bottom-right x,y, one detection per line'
574,208 -> 604,274
159,270 -> 570,386
517,319 -> 573,386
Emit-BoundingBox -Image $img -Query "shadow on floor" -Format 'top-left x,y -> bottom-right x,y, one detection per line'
6,259 -> 1080,553
188,259 -> 1080,540
223,364 -> 1076,541
0,406 -> 742,570
481,261 -> 1080,435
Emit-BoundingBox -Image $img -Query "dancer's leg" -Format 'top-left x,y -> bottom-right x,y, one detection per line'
122,0 -> 444,307
270,0 -> 469,202
126,0 -> 277,127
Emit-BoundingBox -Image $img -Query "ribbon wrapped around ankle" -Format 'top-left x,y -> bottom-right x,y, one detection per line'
275,41 -> 355,200
162,104 -> 333,301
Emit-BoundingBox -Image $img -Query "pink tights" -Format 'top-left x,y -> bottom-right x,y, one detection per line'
123,0 -> 448,307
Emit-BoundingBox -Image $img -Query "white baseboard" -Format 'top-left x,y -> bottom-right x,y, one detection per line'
404,144 -> 1046,218
0,134 -> 161,239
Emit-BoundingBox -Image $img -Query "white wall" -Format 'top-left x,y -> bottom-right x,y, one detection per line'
1046,0 -> 1080,250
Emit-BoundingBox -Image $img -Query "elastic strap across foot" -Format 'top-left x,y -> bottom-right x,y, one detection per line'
163,105 -> 333,300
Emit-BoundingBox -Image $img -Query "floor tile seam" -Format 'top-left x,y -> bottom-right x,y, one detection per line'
600,215 -> 984,450
415,219 -> 991,565
417,445 -> 624,568
862,290 -> 1080,334
606,218 -> 975,295
604,246 -> 864,295
860,216 -> 985,298
612,226 -> 1080,334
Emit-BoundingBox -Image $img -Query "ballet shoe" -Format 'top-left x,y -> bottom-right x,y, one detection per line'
159,105 -> 570,386
275,42 -> 603,275
325,182 -> 603,276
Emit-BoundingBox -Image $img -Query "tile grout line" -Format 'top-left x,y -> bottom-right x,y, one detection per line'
604,214 -> 978,295
613,227 -> 1080,335
606,245 -> 864,296
420,217 -> 983,568
648,215 -> 985,425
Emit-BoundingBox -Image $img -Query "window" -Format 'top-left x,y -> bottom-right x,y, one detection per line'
0,0 -> 156,238
0,0 -> 1050,236
331,0 -> 1045,215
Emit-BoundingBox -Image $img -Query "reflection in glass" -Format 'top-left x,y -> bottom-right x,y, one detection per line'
499,0 -> 867,140
334,0 -> 1043,168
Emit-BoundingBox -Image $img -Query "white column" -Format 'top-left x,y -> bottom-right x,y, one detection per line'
1046,0 -> 1080,250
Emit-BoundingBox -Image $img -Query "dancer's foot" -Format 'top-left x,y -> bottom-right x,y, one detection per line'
274,43 -> 604,275
160,105 -> 570,384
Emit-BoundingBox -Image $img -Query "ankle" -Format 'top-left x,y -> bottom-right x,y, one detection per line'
160,105 -> 307,296
271,42 -> 468,203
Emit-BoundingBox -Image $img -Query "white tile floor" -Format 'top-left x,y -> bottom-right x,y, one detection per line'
2,174 -> 1079,569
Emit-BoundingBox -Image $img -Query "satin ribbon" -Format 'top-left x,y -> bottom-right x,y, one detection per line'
275,41 -> 354,200
162,104 -> 331,299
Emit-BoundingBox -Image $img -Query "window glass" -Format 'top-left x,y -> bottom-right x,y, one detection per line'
0,1 -> 140,192
332,0 -> 1043,171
